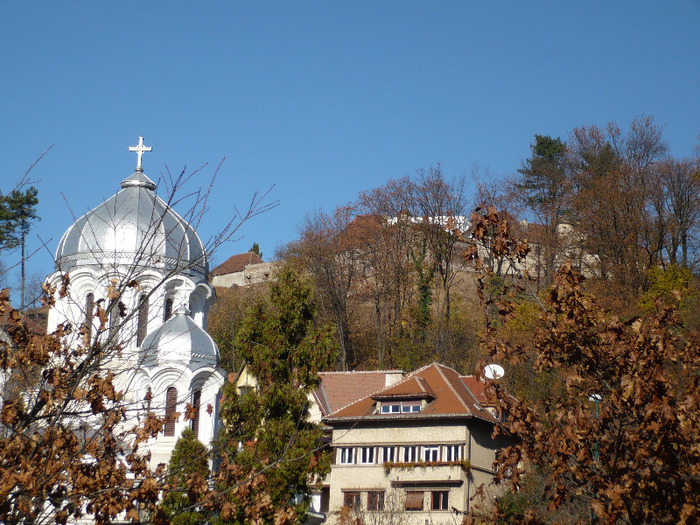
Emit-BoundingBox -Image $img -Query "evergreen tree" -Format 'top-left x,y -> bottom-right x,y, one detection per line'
515,135 -> 570,287
159,429 -> 211,525
248,242 -> 263,259
212,264 -> 337,524
516,134 -> 568,219
0,186 -> 39,307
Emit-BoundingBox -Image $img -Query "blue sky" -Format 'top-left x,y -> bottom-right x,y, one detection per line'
1,1 -> 699,291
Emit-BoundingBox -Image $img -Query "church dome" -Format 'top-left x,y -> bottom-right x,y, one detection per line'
139,306 -> 219,369
55,169 -> 208,279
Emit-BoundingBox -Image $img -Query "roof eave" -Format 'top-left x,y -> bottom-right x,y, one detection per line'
323,412 -> 496,425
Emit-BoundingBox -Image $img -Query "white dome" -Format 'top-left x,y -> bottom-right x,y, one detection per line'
139,306 -> 219,369
55,170 -> 208,279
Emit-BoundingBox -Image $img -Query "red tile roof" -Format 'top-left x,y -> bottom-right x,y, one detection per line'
314,370 -> 404,416
371,376 -> 434,400
210,252 -> 263,277
324,363 -> 498,424
460,375 -> 488,404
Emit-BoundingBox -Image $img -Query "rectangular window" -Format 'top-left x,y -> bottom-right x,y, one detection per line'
382,446 -> 395,463
367,491 -> 384,511
423,445 -> 440,462
404,491 -> 423,511
338,447 -> 354,465
445,444 -> 462,462
431,491 -> 449,511
381,401 -> 421,413
238,386 -> 253,397
401,400 -> 422,413
381,403 -> 400,413
320,486 -> 330,513
402,446 -> 417,463
84,293 -> 94,342
343,492 -> 361,511
108,300 -> 120,336
359,447 -> 375,464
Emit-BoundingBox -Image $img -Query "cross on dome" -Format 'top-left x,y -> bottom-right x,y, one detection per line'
129,136 -> 153,171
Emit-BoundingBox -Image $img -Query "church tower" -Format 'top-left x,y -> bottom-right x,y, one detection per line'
45,137 -> 225,466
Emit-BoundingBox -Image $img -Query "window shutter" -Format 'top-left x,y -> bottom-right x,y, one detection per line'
404,491 -> 423,510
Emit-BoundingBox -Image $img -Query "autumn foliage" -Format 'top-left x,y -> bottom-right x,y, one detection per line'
0,285 -> 168,525
465,207 -> 700,524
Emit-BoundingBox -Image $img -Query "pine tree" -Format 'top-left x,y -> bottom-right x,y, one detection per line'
515,135 -> 570,287
0,186 -> 40,307
516,134 -> 568,214
248,242 -> 262,259
211,264 -> 337,524
158,429 -> 210,525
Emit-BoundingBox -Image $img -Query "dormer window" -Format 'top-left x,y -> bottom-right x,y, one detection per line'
381,403 -> 400,414
380,400 -> 422,414
401,400 -> 422,413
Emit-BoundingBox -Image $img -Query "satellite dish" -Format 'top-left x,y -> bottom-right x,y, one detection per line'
484,364 -> 505,380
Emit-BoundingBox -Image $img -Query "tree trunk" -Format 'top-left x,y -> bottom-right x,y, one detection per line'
20,224 -> 25,309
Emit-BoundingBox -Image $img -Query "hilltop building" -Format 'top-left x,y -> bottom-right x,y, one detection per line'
210,251 -> 274,288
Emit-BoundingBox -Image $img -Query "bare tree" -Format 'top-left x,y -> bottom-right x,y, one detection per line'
356,177 -> 419,368
568,116 -> 668,293
414,165 -> 468,323
282,205 -> 360,370
0,159 -> 276,525
659,157 -> 700,268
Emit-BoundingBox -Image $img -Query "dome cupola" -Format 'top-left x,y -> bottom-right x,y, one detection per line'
54,137 -> 208,279
139,305 -> 219,369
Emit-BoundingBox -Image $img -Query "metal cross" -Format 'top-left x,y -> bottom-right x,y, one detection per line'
129,136 -> 153,171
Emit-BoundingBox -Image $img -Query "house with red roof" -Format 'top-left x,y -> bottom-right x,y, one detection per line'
317,362 -> 511,523
224,362 -> 510,523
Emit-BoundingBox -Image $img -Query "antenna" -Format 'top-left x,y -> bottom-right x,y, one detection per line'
484,363 -> 505,380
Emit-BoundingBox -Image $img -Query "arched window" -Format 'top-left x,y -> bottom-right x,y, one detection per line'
191,389 -> 202,438
137,293 -> 149,346
84,293 -> 94,343
163,297 -> 173,322
165,387 -> 178,437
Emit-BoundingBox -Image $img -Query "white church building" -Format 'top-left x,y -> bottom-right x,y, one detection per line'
45,137 -> 225,467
